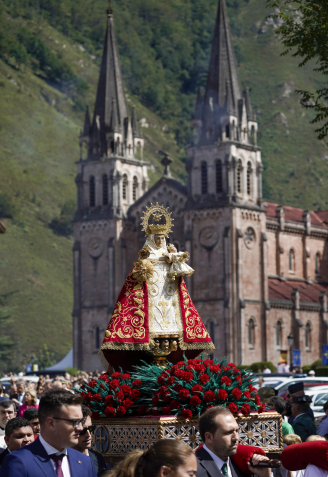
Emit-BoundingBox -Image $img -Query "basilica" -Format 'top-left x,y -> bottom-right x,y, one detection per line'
72,0 -> 328,371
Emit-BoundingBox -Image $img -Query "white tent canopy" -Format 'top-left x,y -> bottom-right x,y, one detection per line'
45,348 -> 73,371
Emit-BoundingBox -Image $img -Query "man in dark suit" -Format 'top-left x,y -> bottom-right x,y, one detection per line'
0,389 -> 97,477
291,395 -> 317,442
196,406 -> 272,477
73,405 -> 108,476
286,382 -> 314,424
0,417 -> 34,467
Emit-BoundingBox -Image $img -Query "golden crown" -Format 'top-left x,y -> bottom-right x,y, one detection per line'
141,203 -> 173,238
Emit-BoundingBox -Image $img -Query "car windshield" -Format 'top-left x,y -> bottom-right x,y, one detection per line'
313,393 -> 328,407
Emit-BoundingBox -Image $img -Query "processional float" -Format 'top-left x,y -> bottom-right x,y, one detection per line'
75,204 -> 282,464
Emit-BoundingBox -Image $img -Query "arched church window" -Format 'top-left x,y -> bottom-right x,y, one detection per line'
122,174 -> 128,200
133,176 -> 138,201
247,162 -> 252,196
216,160 -> 223,193
276,321 -> 282,347
102,174 -> 108,205
315,252 -> 321,276
201,161 -> 208,195
89,176 -> 95,207
95,326 -> 100,350
305,322 -> 311,349
237,161 -> 242,194
248,318 -> 255,346
225,124 -> 230,139
289,249 -> 295,272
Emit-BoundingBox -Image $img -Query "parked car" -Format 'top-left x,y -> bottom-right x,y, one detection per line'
304,385 -> 328,418
276,377 -> 328,395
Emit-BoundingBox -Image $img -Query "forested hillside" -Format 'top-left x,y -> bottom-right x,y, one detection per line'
0,0 -> 327,371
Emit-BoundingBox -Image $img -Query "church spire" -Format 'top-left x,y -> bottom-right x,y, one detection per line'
92,2 -> 128,145
204,0 -> 242,114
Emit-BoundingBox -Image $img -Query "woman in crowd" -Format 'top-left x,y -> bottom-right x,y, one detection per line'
18,388 -> 38,417
106,439 -> 197,477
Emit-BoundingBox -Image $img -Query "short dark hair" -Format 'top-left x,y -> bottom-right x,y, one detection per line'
81,405 -> 92,419
23,408 -> 39,421
0,400 -> 15,410
297,402 -> 310,413
270,396 -> 286,415
5,417 -> 32,437
324,401 -> 328,412
199,406 -> 233,442
38,389 -> 83,425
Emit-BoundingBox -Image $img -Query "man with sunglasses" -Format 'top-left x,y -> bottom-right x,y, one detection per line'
0,389 -> 97,477
73,406 -> 107,476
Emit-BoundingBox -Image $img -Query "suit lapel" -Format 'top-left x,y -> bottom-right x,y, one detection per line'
67,448 -> 83,477
200,458 -> 224,477
197,447 -> 224,477
30,438 -> 57,477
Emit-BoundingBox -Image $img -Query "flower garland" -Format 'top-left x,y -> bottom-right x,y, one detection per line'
133,357 -> 264,418
74,357 -> 264,419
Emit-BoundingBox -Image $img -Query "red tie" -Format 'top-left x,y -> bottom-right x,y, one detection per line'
50,454 -> 65,477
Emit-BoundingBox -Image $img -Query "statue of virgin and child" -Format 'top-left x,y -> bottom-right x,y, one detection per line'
99,203 -> 214,371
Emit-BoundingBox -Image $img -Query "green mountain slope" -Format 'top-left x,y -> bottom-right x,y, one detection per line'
0,0 -> 327,371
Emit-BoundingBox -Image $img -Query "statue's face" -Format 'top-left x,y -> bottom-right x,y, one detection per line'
154,234 -> 165,248
160,339 -> 170,352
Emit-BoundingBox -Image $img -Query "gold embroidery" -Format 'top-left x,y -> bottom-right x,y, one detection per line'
106,275 -> 146,342
180,282 -> 212,341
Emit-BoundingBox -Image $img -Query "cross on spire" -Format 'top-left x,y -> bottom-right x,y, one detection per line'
161,153 -> 173,178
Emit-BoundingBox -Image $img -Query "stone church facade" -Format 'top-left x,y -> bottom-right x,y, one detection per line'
72,0 -> 328,371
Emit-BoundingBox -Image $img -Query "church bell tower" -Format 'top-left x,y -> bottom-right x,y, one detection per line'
72,1 -> 149,370
185,0 -> 267,364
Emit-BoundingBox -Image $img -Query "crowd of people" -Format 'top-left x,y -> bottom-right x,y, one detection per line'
0,373 -> 328,476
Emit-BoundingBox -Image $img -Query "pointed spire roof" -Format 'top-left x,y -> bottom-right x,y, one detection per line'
92,3 -> 128,133
203,0 -> 242,117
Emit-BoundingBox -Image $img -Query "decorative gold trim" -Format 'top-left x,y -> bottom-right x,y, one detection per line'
92,413 -> 283,456
100,341 -> 151,351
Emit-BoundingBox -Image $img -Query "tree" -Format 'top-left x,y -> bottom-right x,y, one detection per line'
267,0 -> 328,140
0,297 -> 14,366
36,344 -> 57,370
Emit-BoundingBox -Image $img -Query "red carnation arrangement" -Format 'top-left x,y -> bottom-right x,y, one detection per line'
133,356 -> 263,418
76,371 -> 142,419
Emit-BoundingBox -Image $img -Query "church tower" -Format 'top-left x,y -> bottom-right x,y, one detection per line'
185,0 -> 268,364
72,2 -> 149,370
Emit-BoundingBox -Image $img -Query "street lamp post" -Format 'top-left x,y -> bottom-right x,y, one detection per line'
287,333 -> 294,372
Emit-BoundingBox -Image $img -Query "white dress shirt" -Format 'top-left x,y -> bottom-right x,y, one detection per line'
203,444 -> 232,477
39,435 -> 71,477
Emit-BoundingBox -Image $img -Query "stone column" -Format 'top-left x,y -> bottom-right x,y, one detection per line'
72,240 -> 82,368
236,228 -> 244,364
261,232 -> 269,361
108,238 -> 115,307
223,226 -> 233,361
